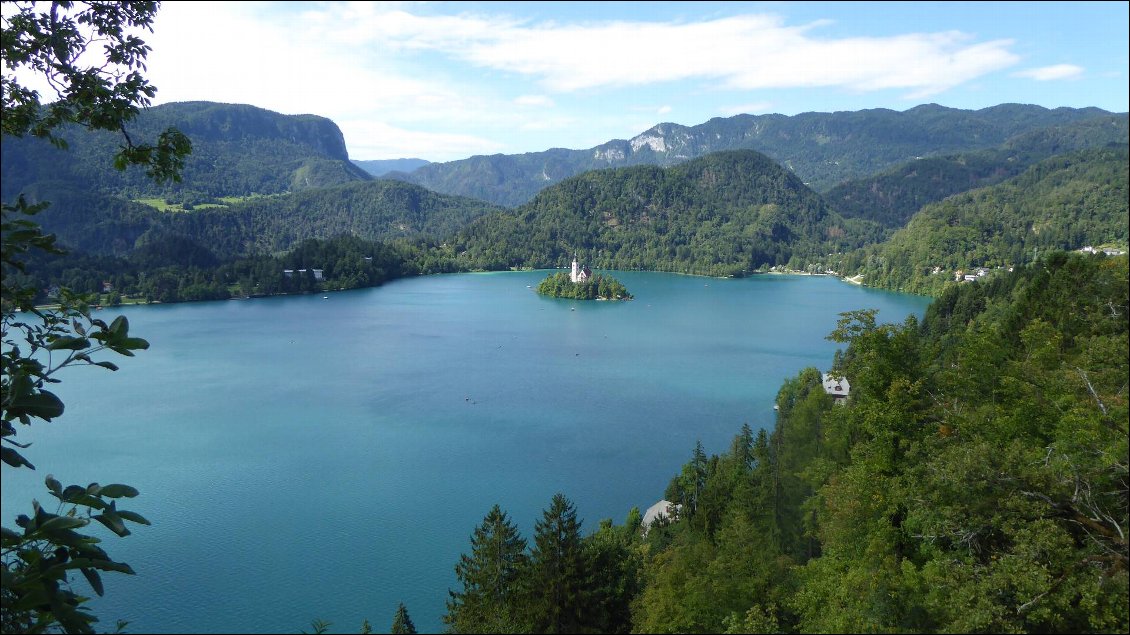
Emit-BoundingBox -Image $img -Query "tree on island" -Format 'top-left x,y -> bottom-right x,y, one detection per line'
536,271 -> 632,300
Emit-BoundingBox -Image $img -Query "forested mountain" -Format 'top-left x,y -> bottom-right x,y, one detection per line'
444,251 -> 1129,634
844,145 -> 1129,294
22,178 -> 502,261
392,104 -> 1116,207
824,114 -> 1129,228
447,150 -> 885,276
0,101 -> 371,201
7,100 -> 1127,305
353,158 -> 431,176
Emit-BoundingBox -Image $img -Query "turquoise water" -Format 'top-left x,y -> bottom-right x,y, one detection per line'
1,271 -> 930,633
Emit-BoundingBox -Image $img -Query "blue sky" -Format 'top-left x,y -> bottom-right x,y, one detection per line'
135,1 -> 1129,162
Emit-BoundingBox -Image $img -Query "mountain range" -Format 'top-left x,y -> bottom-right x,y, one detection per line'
2,100 -> 1127,299
387,103 -> 1117,207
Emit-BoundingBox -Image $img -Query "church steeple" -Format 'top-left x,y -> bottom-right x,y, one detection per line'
570,252 -> 591,283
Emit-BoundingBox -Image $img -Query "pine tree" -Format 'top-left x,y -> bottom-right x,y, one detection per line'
391,603 -> 416,635
527,493 -> 589,634
444,505 -> 529,633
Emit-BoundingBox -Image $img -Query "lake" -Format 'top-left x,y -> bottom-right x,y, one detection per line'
1,271 -> 931,633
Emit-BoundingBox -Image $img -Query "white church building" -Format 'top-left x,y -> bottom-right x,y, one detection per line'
570,254 -> 592,283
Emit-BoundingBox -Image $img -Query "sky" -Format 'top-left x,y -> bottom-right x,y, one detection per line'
61,2 -> 1130,162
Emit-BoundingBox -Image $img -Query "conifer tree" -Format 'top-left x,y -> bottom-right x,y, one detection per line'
527,493 -> 589,634
390,603 -> 416,635
444,504 -> 529,633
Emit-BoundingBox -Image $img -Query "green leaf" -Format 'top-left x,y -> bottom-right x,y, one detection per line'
81,567 -> 105,596
1,446 -> 36,469
39,515 -> 89,533
1,527 -> 22,545
119,336 -> 149,351
7,389 -> 65,421
98,484 -> 139,498
64,493 -> 109,510
46,474 -> 62,494
46,335 -> 90,351
109,315 -> 128,337
94,512 -> 130,537
115,510 -> 150,526
61,484 -> 87,501
92,361 -> 119,371
67,557 -> 135,575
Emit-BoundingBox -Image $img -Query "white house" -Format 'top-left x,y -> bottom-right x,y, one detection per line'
822,372 -> 850,403
641,500 -> 680,532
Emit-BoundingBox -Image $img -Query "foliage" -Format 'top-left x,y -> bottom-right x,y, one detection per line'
445,504 -> 529,634
535,272 -> 631,300
2,1 -> 187,631
446,498 -> 643,634
1,1 -> 191,184
391,603 -> 417,635
526,493 -> 589,634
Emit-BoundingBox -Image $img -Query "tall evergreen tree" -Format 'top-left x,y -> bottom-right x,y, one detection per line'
444,504 -> 529,633
527,493 -> 590,634
391,603 -> 417,635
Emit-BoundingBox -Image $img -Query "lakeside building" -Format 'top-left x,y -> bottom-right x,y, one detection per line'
570,255 -> 592,283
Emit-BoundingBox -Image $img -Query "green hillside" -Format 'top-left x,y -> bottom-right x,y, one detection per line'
450,150 -> 884,276
847,145 -> 1129,294
25,178 -> 501,261
0,101 -> 371,201
824,114 -> 1128,228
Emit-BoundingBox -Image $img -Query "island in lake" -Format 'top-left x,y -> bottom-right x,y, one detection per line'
536,256 -> 633,300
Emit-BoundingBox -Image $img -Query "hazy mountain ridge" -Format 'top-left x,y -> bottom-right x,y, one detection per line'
392,104 -> 1117,207
353,158 -> 431,176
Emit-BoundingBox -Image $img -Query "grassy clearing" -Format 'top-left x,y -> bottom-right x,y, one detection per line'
133,193 -> 283,212
133,197 -> 180,212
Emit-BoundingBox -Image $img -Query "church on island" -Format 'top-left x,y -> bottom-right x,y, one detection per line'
570,254 -> 592,283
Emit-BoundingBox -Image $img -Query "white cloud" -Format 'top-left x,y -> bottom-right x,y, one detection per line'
515,95 -> 555,107
324,10 -> 1019,97
124,2 -> 1057,160
720,101 -> 774,115
1013,64 -> 1085,81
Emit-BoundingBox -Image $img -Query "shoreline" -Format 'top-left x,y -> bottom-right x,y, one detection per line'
26,268 -> 877,312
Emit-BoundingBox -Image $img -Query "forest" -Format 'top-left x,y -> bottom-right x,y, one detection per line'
444,251 -> 1129,634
